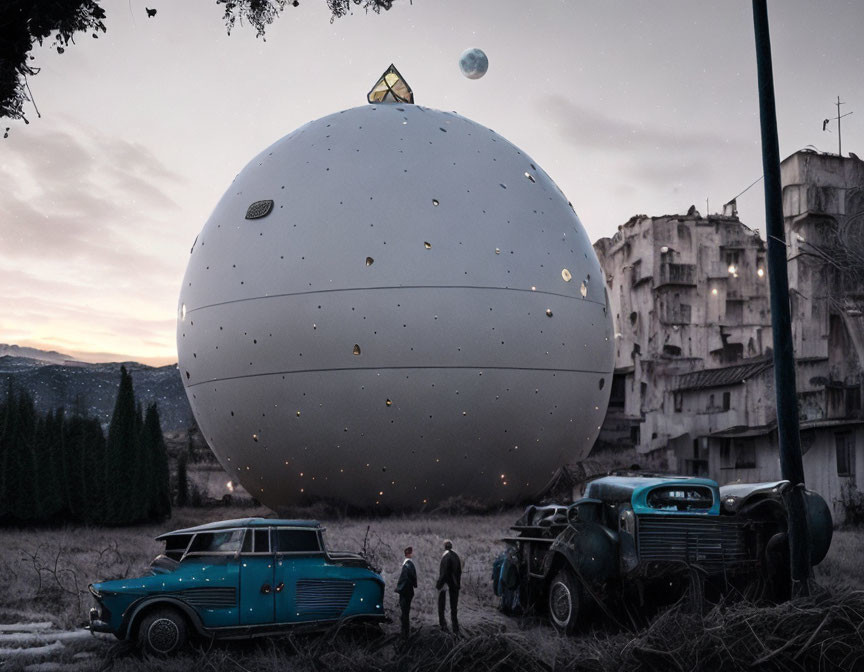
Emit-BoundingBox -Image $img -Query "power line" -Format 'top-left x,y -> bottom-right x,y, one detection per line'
729,173 -> 764,203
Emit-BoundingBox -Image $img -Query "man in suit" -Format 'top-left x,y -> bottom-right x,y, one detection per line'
395,546 -> 417,639
436,539 -> 462,634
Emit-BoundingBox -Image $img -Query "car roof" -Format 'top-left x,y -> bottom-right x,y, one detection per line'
585,474 -> 718,499
156,517 -> 321,540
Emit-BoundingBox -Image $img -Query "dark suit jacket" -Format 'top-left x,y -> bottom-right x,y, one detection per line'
436,550 -> 462,591
396,558 -> 417,596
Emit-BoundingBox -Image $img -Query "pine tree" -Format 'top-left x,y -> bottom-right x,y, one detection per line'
104,366 -> 138,525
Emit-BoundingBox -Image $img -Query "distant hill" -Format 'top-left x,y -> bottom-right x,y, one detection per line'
0,344 -> 81,365
0,355 -> 193,431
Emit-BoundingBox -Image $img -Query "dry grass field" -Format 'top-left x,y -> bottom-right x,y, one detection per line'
0,507 -> 862,671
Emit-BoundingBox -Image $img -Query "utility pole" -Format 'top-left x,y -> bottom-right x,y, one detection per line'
751,0 -> 810,595
833,96 -> 853,157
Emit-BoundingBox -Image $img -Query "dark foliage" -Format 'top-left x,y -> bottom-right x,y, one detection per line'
1,0 -> 398,122
0,0 -> 107,120
0,368 -> 171,526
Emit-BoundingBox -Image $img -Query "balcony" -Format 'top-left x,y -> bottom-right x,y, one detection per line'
657,262 -> 696,287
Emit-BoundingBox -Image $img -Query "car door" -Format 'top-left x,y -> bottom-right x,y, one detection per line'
272,528 -> 335,623
239,527 -> 275,625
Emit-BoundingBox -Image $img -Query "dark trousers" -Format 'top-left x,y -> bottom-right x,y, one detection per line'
399,593 -> 413,638
438,587 -> 459,632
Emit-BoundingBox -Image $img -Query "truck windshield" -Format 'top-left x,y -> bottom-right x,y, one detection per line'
646,486 -> 714,511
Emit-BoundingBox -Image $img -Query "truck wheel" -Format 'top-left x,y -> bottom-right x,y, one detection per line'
548,567 -> 581,635
137,607 -> 188,655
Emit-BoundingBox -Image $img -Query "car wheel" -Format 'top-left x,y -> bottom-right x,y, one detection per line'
547,567 -> 581,635
137,607 -> 188,655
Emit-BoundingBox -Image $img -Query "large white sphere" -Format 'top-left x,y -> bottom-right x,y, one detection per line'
178,103 -> 613,510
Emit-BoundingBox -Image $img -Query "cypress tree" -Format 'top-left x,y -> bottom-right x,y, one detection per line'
62,412 -> 87,521
82,417 -> 107,524
104,366 -> 137,525
12,391 -> 38,523
42,409 -> 67,521
142,404 -> 171,521
0,383 -> 13,520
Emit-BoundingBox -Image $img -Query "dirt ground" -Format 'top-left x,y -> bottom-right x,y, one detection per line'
0,507 -> 861,671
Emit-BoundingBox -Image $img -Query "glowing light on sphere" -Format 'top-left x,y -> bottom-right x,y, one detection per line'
459,48 -> 489,79
177,103 -> 613,510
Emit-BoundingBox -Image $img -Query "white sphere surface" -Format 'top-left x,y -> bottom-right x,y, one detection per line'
178,103 -> 613,510
459,48 -> 489,79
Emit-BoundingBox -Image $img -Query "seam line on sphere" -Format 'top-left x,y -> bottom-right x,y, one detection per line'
184,285 -> 606,314
184,365 -> 612,389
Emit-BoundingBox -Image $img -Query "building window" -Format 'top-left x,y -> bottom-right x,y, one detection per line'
836,432 -> 856,478
674,392 -> 683,413
725,251 -> 740,268
723,392 -> 731,411
609,375 -> 626,408
663,344 -> 682,356
720,438 -> 732,466
630,425 -> 641,446
734,440 -> 756,469
686,438 -> 708,476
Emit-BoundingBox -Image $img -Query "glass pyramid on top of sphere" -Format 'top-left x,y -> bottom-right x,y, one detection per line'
367,64 -> 414,104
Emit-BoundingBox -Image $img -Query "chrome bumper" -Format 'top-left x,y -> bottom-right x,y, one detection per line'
88,607 -> 112,633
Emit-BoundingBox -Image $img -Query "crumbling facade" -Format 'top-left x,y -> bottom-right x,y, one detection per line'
594,150 -> 864,522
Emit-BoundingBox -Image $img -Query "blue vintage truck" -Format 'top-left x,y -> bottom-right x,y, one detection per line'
495,474 -> 833,633
88,518 -> 385,654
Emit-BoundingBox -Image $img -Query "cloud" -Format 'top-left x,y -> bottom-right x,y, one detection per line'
546,95 -> 745,154
544,95 -> 749,190
0,122 -> 182,272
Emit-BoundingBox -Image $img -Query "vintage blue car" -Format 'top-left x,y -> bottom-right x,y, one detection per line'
496,475 -> 833,633
88,518 -> 385,654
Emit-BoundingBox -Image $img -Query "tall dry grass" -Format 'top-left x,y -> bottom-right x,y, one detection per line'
0,508 -> 862,671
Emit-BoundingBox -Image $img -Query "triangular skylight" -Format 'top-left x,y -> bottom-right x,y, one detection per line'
367,64 -> 414,104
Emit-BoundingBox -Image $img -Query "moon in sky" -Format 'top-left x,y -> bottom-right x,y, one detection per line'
459,48 -> 489,79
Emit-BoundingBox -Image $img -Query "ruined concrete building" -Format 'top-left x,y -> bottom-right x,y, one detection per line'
593,150 -> 864,522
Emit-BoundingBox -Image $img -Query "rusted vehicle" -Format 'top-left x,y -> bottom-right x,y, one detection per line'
494,475 -> 832,633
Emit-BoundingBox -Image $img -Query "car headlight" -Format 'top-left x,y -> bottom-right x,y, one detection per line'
89,584 -> 101,598
619,508 -> 636,535
722,496 -> 739,513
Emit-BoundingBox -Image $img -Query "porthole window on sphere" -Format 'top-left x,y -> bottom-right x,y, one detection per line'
424,241 -> 431,249
353,344 -> 361,356
580,281 -> 588,298
245,200 -> 274,220
561,269 -> 572,282
386,399 -> 392,407
599,378 -> 605,390
524,172 -> 536,183
432,199 -> 439,206
366,256 -> 374,266
179,304 -> 186,321
545,309 -> 553,317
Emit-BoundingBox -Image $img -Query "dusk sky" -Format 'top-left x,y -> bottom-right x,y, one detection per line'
1,0 -> 862,366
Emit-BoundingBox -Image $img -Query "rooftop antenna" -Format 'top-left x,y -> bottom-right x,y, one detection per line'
822,95 -> 853,156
